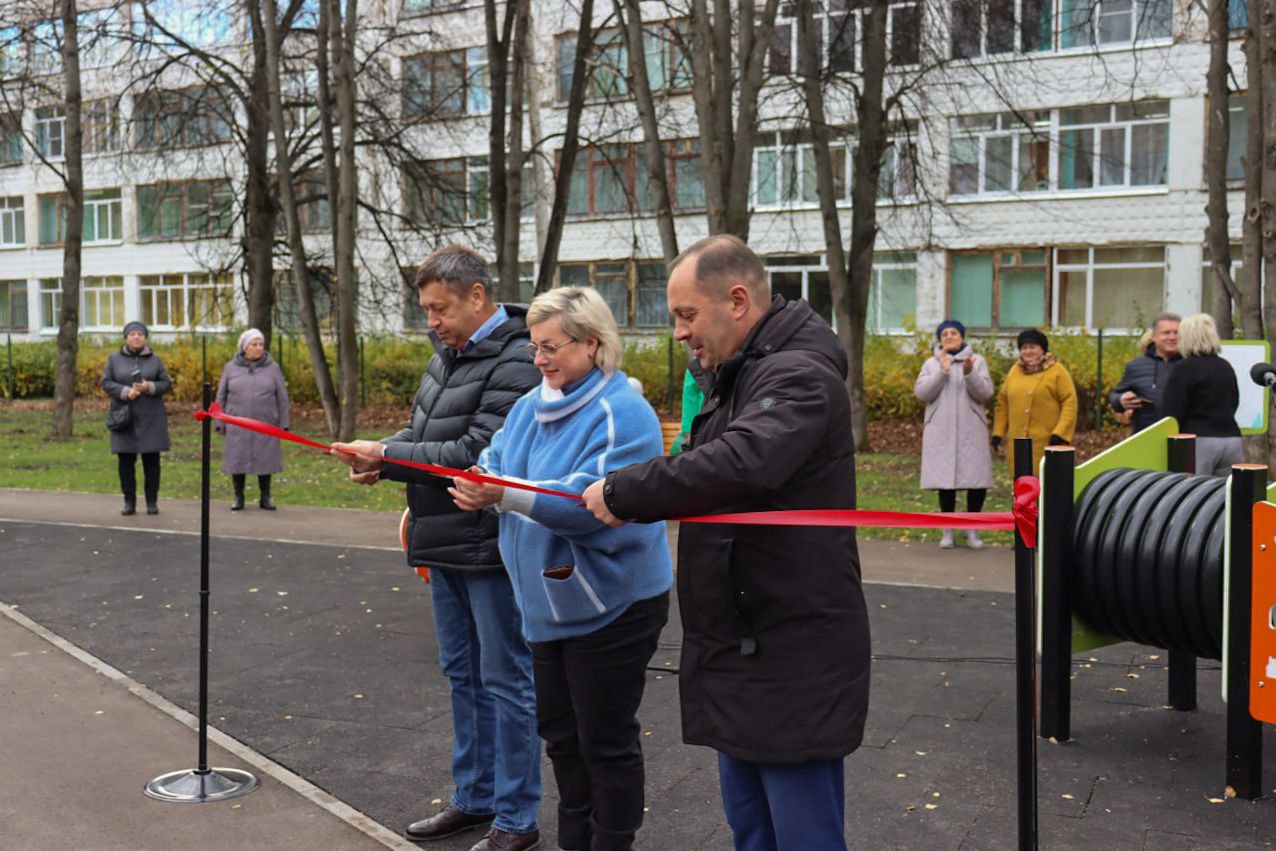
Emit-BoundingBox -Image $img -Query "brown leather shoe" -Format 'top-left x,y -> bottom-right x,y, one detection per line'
404,805 -> 494,842
469,827 -> 541,851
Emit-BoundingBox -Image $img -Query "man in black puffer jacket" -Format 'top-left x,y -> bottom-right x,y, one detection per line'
583,235 -> 870,851
1109,313 -> 1181,432
333,246 -> 542,851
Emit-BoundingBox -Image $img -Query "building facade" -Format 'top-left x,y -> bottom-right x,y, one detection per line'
0,0 -> 1251,342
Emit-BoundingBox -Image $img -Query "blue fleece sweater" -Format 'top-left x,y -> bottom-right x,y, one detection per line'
479,368 -> 673,642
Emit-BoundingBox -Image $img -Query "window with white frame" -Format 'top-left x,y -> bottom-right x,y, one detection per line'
402,48 -> 489,119
950,249 -> 1048,329
0,26 -> 21,80
80,276 -> 126,330
1055,246 -> 1164,329
134,0 -> 236,54
1200,243 -> 1255,324
765,255 -> 833,324
949,111 -> 1051,195
140,273 -> 236,330
867,252 -> 918,332
402,157 -> 488,226
1059,0 -> 1171,48
134,87 -> 233,149
771,0 -> 920,73
554,260 -> 668,329
0,280 -> 27,331
556,19 -> 691,102
951,0 -> 1054,58
402,0 -> 464,16
1058,101 -> 1168,189
31,21 -> 60,75
1,112 -> 20,165
35,106 -> 65,160
1224,92 -> 1247,183
83,189 -> 122,243
753,129 -> 915,207
0,196 -> 23,247
39,279 -> 61,329
80,7 -> 125,69
83,98 -> 121,155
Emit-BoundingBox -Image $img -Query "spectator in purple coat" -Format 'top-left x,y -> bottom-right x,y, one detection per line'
215,328 -> 291,510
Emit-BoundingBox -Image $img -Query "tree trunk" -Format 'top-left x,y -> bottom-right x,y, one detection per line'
723,0 -> 780,239
262,0 -> 339,436
1245,0 -> 1265,340
244,0 -> 277,343
619,0 -> 678,263
688,0 -> 727,234
1206,0 -> 1239,339
499,0 -> 530,300
844,0 -> 890,453
332,0 -> 360,441
485,0 -> 526,301
535,0 -> 596,293
52,0 -> 82,440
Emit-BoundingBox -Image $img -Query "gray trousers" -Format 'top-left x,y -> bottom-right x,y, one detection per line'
1195,435 -> 1243,477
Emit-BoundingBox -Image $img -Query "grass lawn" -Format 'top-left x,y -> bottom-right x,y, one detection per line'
1,401 -> 1015,544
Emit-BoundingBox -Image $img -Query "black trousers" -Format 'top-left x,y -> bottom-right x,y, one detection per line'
530,591 -> 669,851
938,488 -> 987,514
118,452 -> 161,502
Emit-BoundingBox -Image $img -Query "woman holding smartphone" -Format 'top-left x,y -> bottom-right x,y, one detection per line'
101,321 -> 172,516
914,319 -> 995,548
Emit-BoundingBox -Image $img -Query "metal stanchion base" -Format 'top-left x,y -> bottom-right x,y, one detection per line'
144,767 -> 259,803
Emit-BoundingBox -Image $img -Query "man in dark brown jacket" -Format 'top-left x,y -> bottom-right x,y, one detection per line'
583,235 -> 870,851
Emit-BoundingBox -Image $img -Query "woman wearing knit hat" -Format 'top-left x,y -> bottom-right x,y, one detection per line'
215,328 -> 291,510
914,319 -> 995,548
101,321 -> 172,516
992,328 -> 1078,480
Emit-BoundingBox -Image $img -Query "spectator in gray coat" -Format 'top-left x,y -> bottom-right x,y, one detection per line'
215,328 -> 291,511
101,321 -> 172,516
1110,313 -> 1181,432
913,319 -> 995,549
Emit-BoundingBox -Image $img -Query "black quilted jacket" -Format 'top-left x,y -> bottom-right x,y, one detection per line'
380,305 -> 540,572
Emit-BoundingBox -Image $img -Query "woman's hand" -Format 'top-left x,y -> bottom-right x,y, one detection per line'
449,466 -> 504,511
961,356 -> 974,375
122,386 -> 139,401
939,353 -> 953,373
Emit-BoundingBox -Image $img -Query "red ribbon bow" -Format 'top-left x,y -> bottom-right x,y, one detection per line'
196,405 -> 1040,547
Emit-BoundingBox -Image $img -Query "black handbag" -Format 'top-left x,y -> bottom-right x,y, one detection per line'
107,398 -> 133,432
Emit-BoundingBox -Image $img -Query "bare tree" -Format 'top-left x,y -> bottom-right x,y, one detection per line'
535,0 -> 598,293
795,0 -> 889,451
329,0 -> 359,441
687,0 -> 780,239
262,0 -> 340,435
53,0 -> 83,439
486,0 -> 530,300
1205,0 -> 1244,338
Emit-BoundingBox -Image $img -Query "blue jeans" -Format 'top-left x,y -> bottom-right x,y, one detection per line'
431,567 -> 541,834
717,753 -> 846,851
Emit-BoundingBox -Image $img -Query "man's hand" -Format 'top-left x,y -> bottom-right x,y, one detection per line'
349,468 -> 380,485
330,440 -> 385,474
450,467 -> 504,511
1119,390 -> 1142,411
582,479 -> 626,527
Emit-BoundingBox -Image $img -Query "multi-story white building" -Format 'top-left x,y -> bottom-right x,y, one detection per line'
0,0 -> 1252,342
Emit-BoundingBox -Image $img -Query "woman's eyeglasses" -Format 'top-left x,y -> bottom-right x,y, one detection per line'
523,339 -> 580,359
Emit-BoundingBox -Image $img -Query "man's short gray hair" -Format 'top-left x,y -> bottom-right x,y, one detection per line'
669,234 -> 770,302
414,245 -> 493,299
527,287 -> 624,374
1151,312 -> 1181,333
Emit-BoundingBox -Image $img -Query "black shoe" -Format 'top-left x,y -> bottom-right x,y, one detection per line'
146,502 -> 159,515
121,498 -> 136,517
231,493 -> 244,511
470,827 -> 540,851
405,806 -> 495,842
259,495 -> 276,511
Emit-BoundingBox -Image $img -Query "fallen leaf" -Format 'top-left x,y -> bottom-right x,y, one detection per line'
431,798 -> 443,805
1207,797 -> 1226,804
924,803 -> 938,810
915,751 -> 928,756
133,595 -> 144,600
248,587 -> 259,593
896,773 -> 907,778
276,591 -> 288,597
1061,794 -> 1074,800
353,693 -> 364,699
1111,687 -> 1128,693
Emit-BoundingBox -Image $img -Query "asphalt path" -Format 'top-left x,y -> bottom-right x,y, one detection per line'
2,519 -> 1274,848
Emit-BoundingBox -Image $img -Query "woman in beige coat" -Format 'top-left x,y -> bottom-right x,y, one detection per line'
914,320 -> 995,549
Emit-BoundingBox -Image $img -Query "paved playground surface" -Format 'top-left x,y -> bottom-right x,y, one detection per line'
1,489 -> 1274,849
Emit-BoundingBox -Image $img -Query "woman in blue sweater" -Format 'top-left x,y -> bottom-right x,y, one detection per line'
451,286 -> 673,851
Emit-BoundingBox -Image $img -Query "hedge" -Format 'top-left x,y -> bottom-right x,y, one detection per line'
0,328 -> 1134,426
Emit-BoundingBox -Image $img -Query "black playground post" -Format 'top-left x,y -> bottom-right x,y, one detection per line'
1013,437 -> 1039,850
143,381 -> 259,803
1166,434 -> 1198,711
1225,464 -> 1265,799
1039,446 -> 1075,742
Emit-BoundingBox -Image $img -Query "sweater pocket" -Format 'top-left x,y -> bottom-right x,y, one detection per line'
541,564 -> 608,625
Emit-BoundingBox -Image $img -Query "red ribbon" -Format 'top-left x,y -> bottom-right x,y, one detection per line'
196,404 -> 1039,547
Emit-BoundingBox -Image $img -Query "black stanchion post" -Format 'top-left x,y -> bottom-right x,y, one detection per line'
1167,434 -> 1198,711
143,382 -> 258,803
6,332 -> 13,400
1039,446 -> 1075,742
1012,437 -> 1039,850
1094,329 -> 1103,430
359,336 -> 366,407
1225,463 -> 1265,799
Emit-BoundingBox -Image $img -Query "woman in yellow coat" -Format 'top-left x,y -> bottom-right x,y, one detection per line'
992,328 -> 1077,479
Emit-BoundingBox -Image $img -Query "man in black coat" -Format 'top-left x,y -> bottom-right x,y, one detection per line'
1109,313 -> 1181,432
333,246 -> 542,851
582,235 -> 870,851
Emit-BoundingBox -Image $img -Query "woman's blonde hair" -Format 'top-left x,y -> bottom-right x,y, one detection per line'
1178,313 -> 1222,357
527,286 -> 623,374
